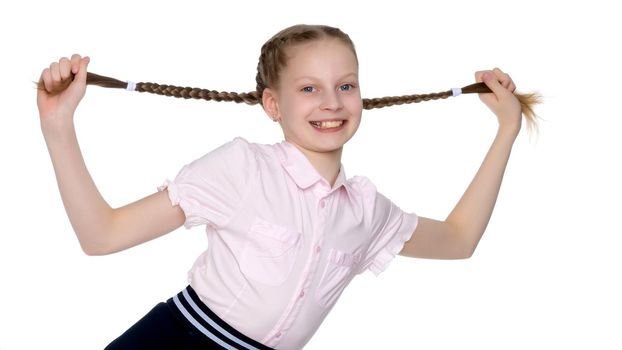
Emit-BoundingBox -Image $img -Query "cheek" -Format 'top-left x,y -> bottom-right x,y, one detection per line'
282,92 -> 309,110
285,97 -> 319,120
345,97 -> 363,118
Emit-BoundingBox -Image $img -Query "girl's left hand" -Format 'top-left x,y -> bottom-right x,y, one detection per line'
475,68 -> 522,133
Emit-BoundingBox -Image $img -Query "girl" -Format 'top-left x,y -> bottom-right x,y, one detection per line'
37,24 -> 524,349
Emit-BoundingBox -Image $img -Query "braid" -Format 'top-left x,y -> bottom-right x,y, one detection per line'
80,71 -> 540,131
37,25 -> 541,132
362,91 -> 453,109
77,72 -> 261,105
136,81 -> 260,105
83,72 -> 486,108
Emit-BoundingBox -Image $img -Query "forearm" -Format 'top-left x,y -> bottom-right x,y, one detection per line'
445,126 -> 518,254
42,120 -> 113,253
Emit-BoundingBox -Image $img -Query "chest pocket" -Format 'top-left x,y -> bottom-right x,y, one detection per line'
315,248 -> 362,309
239,217 -> 302,286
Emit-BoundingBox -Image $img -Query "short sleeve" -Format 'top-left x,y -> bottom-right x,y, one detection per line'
158,137 -> 257,229
358,182 -> 419,276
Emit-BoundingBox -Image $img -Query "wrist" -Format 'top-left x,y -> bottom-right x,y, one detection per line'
494,126 -> 519,146
498,122 -> 521,137
40,116 -> 76,142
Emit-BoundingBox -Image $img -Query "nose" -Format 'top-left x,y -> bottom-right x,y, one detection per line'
319,90 -> 343,111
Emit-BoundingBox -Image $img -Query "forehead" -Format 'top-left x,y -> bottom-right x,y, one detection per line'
281,39 -> 358,78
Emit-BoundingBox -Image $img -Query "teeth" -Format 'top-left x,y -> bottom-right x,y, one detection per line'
311,120 -> 344,129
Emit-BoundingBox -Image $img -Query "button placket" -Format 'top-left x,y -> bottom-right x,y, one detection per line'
265,197 -> 327,346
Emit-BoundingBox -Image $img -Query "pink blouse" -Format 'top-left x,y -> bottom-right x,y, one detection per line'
158,137 -> 418,349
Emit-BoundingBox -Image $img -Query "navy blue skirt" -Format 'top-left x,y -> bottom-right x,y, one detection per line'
105,286 -> 274,350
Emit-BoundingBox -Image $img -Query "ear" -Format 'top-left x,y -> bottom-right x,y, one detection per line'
262,88 -> 281,122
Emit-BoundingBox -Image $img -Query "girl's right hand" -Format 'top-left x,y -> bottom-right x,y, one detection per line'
37,54 -> 90,129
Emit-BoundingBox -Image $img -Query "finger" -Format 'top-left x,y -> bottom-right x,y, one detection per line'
508,82 -> 516,93
493,67 -> 505,75
59,57 -> 71,80
474,70 -> 488,83
481,72 -> 507,96
493,67 -> 512,88
40,68 -> 53,92
70,54 -> 81,74
493,67 -> 510,81
50,62 -> 61,83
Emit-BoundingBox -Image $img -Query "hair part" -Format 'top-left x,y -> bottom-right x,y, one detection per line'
255,24 -> 358,105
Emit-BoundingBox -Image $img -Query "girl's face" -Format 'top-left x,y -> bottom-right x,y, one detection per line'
267,38 -> 362,157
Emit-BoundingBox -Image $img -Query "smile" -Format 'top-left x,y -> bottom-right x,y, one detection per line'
309,120 -> 345,129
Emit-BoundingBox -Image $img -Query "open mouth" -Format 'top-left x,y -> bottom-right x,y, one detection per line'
309,120 -> 345,129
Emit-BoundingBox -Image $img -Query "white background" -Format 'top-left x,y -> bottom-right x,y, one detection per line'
1,0 -> 620,349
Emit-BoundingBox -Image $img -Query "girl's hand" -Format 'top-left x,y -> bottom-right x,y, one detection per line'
37,54 -> 90,130
475,68 -> 522,134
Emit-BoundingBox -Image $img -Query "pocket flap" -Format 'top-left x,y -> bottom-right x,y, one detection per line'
328,249 -> 361,267
250,217 -> 300,245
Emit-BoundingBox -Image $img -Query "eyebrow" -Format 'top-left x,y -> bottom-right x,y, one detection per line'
293,73 -> 358,83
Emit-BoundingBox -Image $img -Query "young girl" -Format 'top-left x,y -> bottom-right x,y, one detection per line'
37,24 -> 524,349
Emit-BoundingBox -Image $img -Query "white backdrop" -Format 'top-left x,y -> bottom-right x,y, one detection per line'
1,0 -> 620,349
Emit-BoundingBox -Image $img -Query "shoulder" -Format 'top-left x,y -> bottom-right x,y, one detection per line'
347,176 -> 396,216
186,137 -> 259,174
347,175 -> 377,197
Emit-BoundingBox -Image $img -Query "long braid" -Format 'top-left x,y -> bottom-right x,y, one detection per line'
362,91 -> 453,109
136,81 -> 261,104
84,72 -> 493,108
80,71 -> 540,130
41,24 -> 541,131
43,70 -> 539,132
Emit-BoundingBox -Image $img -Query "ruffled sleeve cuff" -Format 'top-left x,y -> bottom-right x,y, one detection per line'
157,179 -> 209,230
158,179 -> 180,205
368,212 -> 419,276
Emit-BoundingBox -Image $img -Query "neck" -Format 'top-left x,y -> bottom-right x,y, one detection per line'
294,145 -> 343,188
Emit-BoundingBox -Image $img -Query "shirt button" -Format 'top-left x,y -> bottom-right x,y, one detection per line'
315,246 -> 321,254
275,332 -> 282,338
319,200 -> 326,208
299,290 -> 305,298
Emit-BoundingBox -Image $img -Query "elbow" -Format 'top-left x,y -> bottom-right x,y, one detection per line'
76,229 -> 116,256
456,239 -> 479,259
446,223 -> 478,259
457,247 -> 475,259
80,240 -> 113,256
75,212 -> 119,256
448,248 -> 474,260
452,229 -> 480,259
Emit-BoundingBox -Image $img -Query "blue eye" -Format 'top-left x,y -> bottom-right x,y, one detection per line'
301,86 -> 315,93
340,84 -> 355,91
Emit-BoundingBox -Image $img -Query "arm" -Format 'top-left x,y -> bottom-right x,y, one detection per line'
39,55 -> 185,255
400,68 -> 522,259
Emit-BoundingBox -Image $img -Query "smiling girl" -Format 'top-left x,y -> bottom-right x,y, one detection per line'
38,24 -> 527,349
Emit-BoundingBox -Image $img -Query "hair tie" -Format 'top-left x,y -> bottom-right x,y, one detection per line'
126,81 -> 137,92
451,88 -> 462,97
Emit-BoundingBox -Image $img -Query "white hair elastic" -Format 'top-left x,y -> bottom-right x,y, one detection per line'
126,81 -> 137,92
451,87 -> 462,97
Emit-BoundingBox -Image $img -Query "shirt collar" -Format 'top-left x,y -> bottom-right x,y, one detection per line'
275,140 -> 349,193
